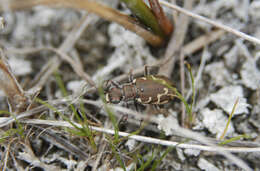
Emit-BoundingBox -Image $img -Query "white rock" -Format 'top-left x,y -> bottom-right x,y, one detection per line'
241,54 -> 260,90
157,114 -> 179,136
210,86 -> 250,115
205,62 -> 232,86
125,139 -> 136,151
176,148 -> 186,162
233,0 -> 250,21
31,7 -> 56,27
223,45 -> 238,69
13,12 -> 34,46
195,97 -> 210,111
249,1 -> 260,20
200,108 -> 234,138
198,158 -> 220,171
108,23 -> 144,47
109,163 -> 135,171
67,80 -> 85,94
8,57 -> 32,76
93,23 -> 156,79
184,148 -> 201,157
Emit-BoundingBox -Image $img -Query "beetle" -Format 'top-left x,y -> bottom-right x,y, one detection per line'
104,66 -> 176,105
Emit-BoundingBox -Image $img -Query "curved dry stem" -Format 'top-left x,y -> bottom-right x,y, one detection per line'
0,0 -> 163,46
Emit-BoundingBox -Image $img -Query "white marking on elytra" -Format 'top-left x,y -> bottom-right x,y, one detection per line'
151,75 -> 167,85
156,88 -> 169,104
140,77 -> 147,80
143,97 -> 152,103
133,79 -> 136,83
106,93 -> 110,102
137,97 -> 152,104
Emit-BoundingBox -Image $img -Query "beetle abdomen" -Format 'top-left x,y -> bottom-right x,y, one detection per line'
134,75 -> 175,104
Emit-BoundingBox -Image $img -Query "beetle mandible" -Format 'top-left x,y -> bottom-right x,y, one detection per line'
104,66 -> 176,105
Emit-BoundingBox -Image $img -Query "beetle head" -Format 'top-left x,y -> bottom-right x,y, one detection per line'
103,80 -> 123,104
105,87 -> 123,104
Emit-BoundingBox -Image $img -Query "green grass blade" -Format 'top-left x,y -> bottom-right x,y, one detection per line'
219,134 -> 251,145
108,136 -> 126,171
185,62 -> 195,123
137,148 -> 155,171
219,98 -> 239,140
151,146 -> 173,170
120,0 -> 164,37
54,72 -> 78,120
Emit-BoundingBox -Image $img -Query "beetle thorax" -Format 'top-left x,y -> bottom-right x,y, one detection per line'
122,84 -> 136,102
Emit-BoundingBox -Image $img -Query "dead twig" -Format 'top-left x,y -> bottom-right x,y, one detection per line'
159,0 -> 260,45
159,0 -> 193,78
0,51 -> 29,113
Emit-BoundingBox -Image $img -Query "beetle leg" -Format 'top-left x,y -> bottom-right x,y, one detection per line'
144,65 -> 150,76
128,69 -> 134,82
118,102 -> 129,125
134,100 -> 139,111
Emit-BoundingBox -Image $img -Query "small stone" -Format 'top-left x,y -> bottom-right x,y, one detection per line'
176,148 -> 186,162
223,45 -> 238,69
198,158 -> 220,171
184,148 -> 201,157
157,114 -> 179,136
125,139 -> 136,151
8,57 -> 32,76
205,62 -> 232,86
241,55 -> 260,90
67,80 -> 85,94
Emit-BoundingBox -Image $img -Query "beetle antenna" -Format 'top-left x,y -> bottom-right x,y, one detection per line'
111,80 -> 122,88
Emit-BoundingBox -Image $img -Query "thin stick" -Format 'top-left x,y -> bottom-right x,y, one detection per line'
159,0 -> 260,45
19,119 -> 260,154
159,0 -> 194,77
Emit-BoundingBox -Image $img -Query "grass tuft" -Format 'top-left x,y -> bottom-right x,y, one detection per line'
0,110 -> 24,143
120,0 -> 164,37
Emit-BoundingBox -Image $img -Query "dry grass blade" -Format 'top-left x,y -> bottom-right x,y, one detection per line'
18,119 -> 260,154
159,0 -> 260,45
0,52 -> 28,112
34,125 -> 89,159
159,0 -> 194,77
148,0 -> 173,36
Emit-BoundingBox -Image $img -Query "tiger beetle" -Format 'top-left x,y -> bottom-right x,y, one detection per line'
104,66 -> 175,107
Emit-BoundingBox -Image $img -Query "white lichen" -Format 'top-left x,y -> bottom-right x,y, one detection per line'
210,86 -> 250,115
200,108 -> 235,138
